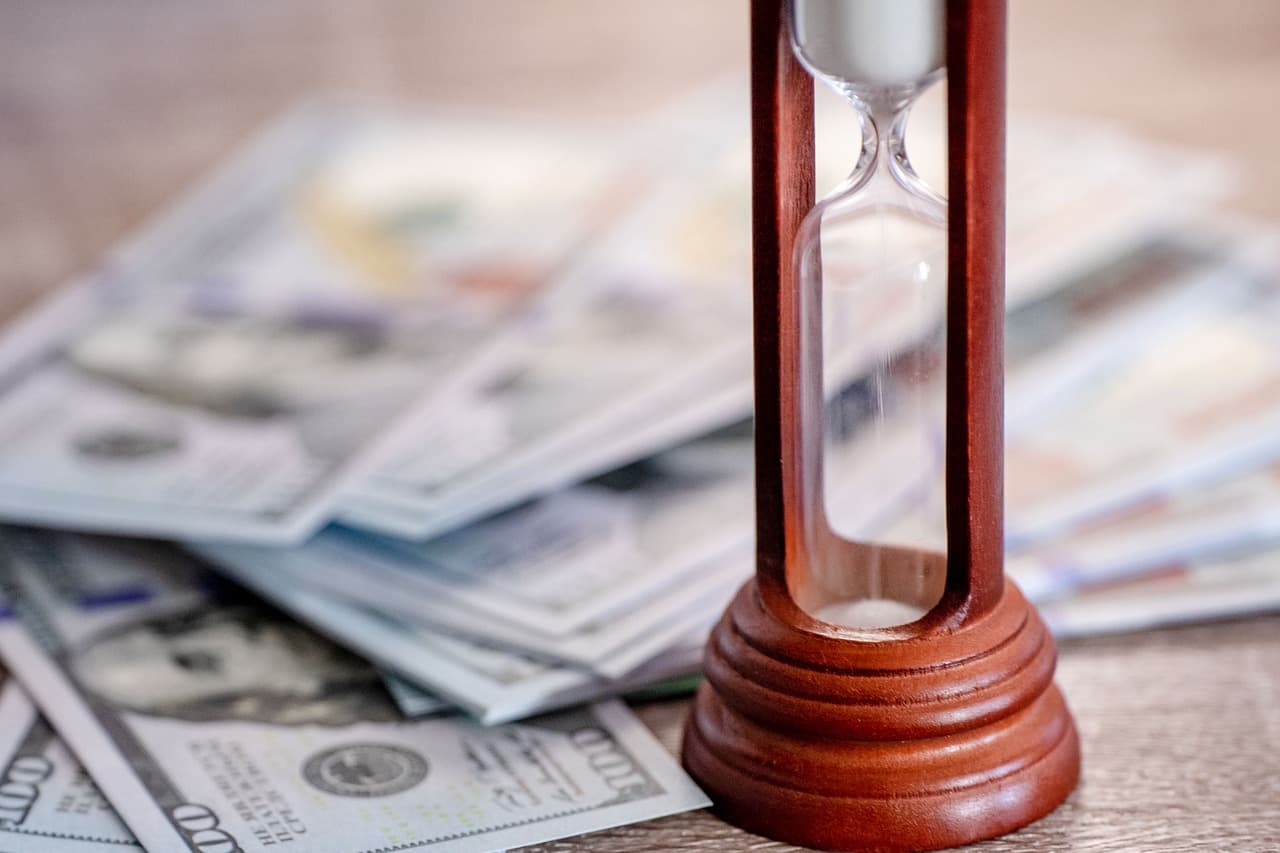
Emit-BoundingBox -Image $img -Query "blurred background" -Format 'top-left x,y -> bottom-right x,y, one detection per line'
4,0 -> 1280,316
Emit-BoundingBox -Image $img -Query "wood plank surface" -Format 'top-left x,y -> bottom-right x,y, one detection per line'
2,2 -> 1278,850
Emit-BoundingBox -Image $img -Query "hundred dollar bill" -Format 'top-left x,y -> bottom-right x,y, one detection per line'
1006,252 -> 1280,547
202,402 -> 938,676
382,661 -> 705,721
1039,547 -> 1280,638
340,361 -> 749,541
343,212 -> 756,537
0,100 -> 647,544
197,529 -> 746,680
810,237 -> 1255,557
345,422 -> 759,638
206,554 -> 712,724
344,83 -> 1235,542
348,228 -> 1241,551
0,528 -> 710,853
324,244 -> 1244,666
0,661 -> 141,852
1011,462 -> 1280,601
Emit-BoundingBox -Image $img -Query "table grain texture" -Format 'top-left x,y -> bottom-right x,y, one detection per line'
2,3 -> 1278,851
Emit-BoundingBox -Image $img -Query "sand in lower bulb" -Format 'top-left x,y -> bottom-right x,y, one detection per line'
813,597 -> 930,628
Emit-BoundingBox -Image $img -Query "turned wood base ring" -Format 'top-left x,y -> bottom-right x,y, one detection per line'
682,579 -> 1080,852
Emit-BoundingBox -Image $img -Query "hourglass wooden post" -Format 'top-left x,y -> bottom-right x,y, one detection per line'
681,1 -> 1080,850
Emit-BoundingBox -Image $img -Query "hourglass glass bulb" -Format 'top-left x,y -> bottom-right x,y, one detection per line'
792,0 -> 945,92
786,0 -> 951,631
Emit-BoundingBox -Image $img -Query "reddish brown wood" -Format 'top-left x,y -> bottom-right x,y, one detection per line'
681,1 -> 1079,849
748,0 -> 814,605
684,581 -> 1080,852
945,0 -> 1007,619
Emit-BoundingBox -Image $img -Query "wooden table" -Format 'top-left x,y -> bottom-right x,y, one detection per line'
3,3 -> 1278,850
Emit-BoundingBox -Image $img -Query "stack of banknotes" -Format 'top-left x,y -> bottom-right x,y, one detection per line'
0,79 -> 1276,851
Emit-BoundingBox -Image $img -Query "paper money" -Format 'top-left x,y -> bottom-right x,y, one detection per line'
1039,547 -> 1280,638
1011,462 -> 1280,601
0,528 -> 710,853
345,86 -> 1236,542
0,661 -> 141,852
322,241 -> 1262,670
345,426 -> 757,638
200,553 -> 711,724
0,101 -> 646,544
1006,254 -> 1280,547
203,402 -> 939,676
197,530 -> 745,679
340,361 -> 750,542
382,667 -> 704,721
346,219 -> 755,528
220,417 -> 762,672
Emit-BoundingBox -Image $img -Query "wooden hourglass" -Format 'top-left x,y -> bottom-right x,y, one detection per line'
681,1 -> 1080,850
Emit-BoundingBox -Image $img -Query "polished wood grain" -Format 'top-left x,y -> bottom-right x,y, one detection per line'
745,0 -> 814,601
1,3 -> 1277,850
944,0 -> 1006,615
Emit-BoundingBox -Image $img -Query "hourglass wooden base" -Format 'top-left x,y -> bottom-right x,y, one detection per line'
682,577 -> 1080,852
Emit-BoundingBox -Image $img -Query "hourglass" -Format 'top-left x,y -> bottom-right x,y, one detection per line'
682,1 -> 1080,851
793,0 -> 950,629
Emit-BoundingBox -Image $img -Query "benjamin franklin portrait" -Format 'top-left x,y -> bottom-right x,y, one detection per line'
70,604 -> 400,725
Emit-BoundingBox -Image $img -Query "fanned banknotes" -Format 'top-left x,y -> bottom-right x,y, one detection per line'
344,83 -> 1236,542
0,528 -> 710,853
1005,251 -> 1280,546
1011,462 -> 1280,601
196,544 -> 714,724
197,235 -> 1275,707
0,101 -> 653,544
1039,546 -> 1280,638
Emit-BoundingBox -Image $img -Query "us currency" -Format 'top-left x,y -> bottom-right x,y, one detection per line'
0,661 -> 141,852
204,400 -> 940,677
816,239 -> 1253,558
346,422 -> 757,638
0,99 -> 648,544
203,553 -> 712,724
1011,462 -> 1280,602
347,237 -> 1234,551
197,529 -> 747,680
0,528 -> 711,853
1001,235 -> 1253,437
1039,547 -> 1280,638
382,660 -> 705,721
340,361 -> 750,541
1006,249 -> 1280,547
314,243 -> 1252,669
342,209 -> 757,539
343,84 -> 1235,542
860,239 -> 1280,593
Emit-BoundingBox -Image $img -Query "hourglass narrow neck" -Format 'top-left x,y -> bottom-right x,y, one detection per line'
855,85 -> 921,131
836,81 -> 947,217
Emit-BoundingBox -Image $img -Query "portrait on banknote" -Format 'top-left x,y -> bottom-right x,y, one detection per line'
69,604 -> 401,724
